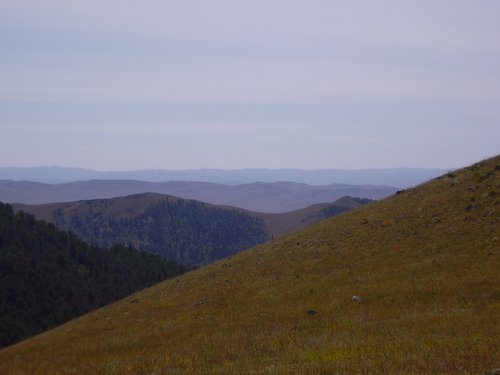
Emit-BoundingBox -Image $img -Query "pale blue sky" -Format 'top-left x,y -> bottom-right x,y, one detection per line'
1,0 -> 499,170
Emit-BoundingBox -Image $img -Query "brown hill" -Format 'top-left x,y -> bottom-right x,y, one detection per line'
0,155 -> 498,374
14,193 -> 368,238
257,196 -> 370,237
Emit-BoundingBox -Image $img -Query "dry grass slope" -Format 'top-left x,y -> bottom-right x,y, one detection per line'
256,196 -> 365,237
0,156 -> 499,374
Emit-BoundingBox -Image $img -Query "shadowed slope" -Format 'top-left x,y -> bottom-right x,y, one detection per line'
0,203 -> 186,349
0,155 -> 498,374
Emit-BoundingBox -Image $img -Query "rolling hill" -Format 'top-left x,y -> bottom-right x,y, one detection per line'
0,155 -> 498,374
0,179 -> 395,212
14,194 -> 270,266
14,194 -> 371,265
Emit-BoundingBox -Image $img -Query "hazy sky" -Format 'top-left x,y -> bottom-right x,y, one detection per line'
1,1 -> 499,170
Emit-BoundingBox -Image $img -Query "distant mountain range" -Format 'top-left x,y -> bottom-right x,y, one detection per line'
0,166 -> 447,188
0,179 -> 394,213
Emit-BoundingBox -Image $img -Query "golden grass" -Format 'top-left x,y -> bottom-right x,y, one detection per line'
0,156 -> 499,374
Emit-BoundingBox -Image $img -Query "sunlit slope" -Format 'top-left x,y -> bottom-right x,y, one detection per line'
258,196 -> 369,237
0,156 -> 498,374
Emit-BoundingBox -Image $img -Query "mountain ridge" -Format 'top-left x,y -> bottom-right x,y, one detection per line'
0,165 -> 447,187
0,179 -> 394,213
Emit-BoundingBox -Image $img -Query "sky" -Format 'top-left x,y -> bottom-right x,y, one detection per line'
1,0 -> 499,170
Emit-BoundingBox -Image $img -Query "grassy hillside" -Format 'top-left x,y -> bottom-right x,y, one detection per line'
0,156 -> 498,374
0,203 -> 185,349
258,196 -> 371,237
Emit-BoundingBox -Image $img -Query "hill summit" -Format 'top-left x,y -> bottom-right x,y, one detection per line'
0,155 -> 498,374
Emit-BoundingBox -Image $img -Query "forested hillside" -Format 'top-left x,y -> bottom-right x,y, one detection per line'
0,203 -> 186,348
46,196 -> 270,265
